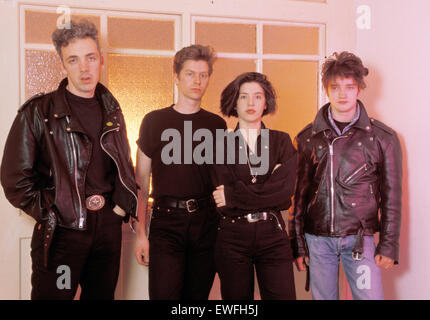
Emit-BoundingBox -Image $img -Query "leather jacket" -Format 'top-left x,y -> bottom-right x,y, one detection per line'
292,101 -> 402,263
1,79 -> 137,230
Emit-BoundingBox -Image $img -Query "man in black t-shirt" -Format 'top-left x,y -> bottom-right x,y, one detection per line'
134,45 -> 226,299
1,20 -> 137,299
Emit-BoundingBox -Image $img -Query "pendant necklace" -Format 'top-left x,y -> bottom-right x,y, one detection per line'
241,136 -> 258,184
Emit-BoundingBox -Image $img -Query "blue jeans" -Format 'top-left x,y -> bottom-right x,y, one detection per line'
305,233 -> 384,300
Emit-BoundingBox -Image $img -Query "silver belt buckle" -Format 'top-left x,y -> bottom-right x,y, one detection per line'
246,212 -> 267,223
185,199 -> 198,213
86,194 -> 105,211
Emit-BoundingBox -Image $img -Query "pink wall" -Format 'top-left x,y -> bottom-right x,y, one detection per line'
354,0 -> 430,299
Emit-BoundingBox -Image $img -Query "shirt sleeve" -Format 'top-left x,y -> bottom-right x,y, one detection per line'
136,113 -> 155,158
224,132 -> 297,211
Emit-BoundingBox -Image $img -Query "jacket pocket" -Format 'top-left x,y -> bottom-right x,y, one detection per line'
343,163 -> 369,184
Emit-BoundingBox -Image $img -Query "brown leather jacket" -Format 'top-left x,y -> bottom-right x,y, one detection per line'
292,101 -> 402,263
1,79 -> 137,230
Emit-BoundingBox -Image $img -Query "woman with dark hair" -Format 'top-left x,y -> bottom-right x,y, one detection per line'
211,72 -> 297,300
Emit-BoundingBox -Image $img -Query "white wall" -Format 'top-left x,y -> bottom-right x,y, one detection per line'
354,0 -> 430,299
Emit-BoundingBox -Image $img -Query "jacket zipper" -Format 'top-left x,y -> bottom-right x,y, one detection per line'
100,127 -> 138,218
344,163 -> 367,184
328,136 -> 347,234
66,116 -> 85,229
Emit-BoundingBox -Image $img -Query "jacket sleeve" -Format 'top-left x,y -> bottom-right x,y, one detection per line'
0,105 -> 52,222
292,135 -> 312,258
224,133 -> 297,211
375,132 -> 402,263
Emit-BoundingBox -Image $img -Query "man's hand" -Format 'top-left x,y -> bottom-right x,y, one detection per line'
134,233 -> 150,266
375,254 -> 394,269
295,256 -> 309,272
213,185 -> 226,207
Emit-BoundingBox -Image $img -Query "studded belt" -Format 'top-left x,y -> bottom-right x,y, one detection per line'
154,196 -> 213,213
222,210 -> 282,229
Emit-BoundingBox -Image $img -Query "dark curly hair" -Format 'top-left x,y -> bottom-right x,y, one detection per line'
52,19 -> 100,60
220,72 -> 277,118
322,51 -> 369,90
174,44 -> 217,76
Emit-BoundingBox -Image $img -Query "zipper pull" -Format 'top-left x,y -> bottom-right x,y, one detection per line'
79,217 -> 84,229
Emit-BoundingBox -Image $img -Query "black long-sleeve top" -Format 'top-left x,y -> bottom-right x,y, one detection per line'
210,123 -> 297,217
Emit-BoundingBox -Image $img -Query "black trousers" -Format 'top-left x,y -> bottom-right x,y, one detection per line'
215,213 -> 296,300
30,204 -> 123,300
148,206 -> 218,300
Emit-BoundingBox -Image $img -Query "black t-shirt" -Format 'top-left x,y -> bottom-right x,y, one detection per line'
334,119 -> 351,133
66,90 -> 115,197
137,105 -> 227,200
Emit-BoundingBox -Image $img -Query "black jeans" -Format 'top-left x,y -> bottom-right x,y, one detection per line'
30,204 -> 123,300
215,213 -> 296,300
148,206 -> 218,300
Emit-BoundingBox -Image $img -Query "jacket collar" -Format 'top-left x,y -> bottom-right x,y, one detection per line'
234,121 -> 267,132
311,100 -> 372,136
52,78 -> 120,119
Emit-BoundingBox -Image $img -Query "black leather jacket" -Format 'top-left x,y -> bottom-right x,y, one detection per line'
1,79 -> 137,230
293,101 -> 402,263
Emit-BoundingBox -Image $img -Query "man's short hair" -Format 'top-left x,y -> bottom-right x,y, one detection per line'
52,20 -> 101,60
322,51 -> 369,90
220,72 -> 277,118
173,44 -> 216,76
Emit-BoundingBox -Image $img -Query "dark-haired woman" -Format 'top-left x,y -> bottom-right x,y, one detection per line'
211,72 -> 297,300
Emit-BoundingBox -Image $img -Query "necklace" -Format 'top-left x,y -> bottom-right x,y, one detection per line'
241,136 -> 258,184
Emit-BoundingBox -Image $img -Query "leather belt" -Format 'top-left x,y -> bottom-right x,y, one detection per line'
352,228 -> 364,261
222,210 -> 282,229
86,194 -> 106,211
154,196 -> 213,213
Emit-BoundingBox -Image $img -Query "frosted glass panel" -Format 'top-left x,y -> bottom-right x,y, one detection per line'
25,10 -> 100,44
202,58 -> 256,129
108,17 -> 175,50
263,25 -> 319,55
263,60 -> 318,137
195,22 -> 256,53
25,50 -> 65,99
107,54 -> 174,163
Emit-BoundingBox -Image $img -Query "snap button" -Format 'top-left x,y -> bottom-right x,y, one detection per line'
49,131 -> 53,135
231,219 -> 235,223
370,137 -> 374,141
358,142 -> 362,146
352,202 -> 357,207
306,138 -> 310,143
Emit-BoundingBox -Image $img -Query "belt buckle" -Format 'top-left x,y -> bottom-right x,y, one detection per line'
352,251 -> 364,261
246,212 -> 267,223
86,194 -> 105,211
185,199 -> 198,213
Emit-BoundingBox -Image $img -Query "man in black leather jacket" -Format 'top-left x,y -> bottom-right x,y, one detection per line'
0,20 -> 137,299
293,52 -> 402,300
